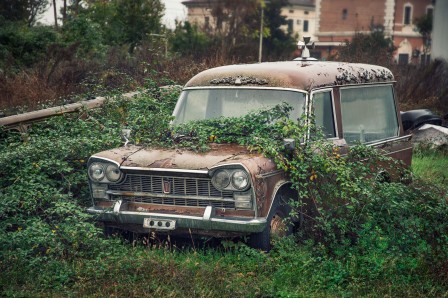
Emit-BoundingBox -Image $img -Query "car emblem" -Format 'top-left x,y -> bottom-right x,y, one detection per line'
162,180 -> 171,194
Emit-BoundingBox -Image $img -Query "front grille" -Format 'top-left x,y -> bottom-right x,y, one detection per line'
110,195 -> 235,209
108,174 -> 235,208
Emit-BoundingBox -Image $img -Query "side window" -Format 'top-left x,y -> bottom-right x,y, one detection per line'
340,85 -> 399,144
312,91 -> 336,138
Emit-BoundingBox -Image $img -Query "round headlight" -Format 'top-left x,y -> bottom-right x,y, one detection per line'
212,170 -> 230,190
89,163 -> 105,182
105,164 -> 122,182
232,170 -> 249,190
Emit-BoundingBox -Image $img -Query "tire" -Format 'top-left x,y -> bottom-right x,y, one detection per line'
103,224 -> 120,238
248,194 -> 293,252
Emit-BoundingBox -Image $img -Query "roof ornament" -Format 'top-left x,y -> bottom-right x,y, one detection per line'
210,76 -> 268,85
294,36 -> 318,61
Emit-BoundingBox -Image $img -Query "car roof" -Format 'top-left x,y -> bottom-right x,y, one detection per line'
184,61 -> 394,91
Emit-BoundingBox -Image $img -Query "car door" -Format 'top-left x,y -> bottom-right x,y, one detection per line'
338,84 -> 412,167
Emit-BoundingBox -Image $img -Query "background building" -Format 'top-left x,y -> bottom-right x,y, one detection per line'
315,0 -> 433,63
431,0 -> 448,61
182,0 -> 438,64
281,0 -> 316,40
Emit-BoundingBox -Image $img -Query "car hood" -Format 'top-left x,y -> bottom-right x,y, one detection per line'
91,143 -> 277,173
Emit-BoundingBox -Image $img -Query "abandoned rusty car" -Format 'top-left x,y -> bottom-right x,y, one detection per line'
86,55 -> 412,251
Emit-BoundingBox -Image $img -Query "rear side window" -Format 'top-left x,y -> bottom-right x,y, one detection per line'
340,85 -> 399,144
312,91 -> 336,138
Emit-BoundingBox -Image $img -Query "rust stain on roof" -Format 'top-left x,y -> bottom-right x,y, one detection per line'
185,61 -> 394,91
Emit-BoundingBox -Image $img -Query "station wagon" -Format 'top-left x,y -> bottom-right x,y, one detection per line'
86,50 -> 412,250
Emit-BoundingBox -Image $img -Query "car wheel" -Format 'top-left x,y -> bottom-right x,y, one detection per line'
248,195 -> 293,252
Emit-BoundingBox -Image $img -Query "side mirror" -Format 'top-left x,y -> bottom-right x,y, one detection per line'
283,138 -> 296,151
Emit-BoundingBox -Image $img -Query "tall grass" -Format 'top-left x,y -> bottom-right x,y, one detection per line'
412,146 -> 448,189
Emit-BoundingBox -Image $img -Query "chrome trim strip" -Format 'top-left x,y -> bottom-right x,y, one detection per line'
336,82 -> 396,88
255,169 -> 284,179
90,156 -> 121,167
183,86 -> 309,94
120,167 -> 209,174
210,217 -> 266,225
310,88 -> 339,139
265,180 -> 292,218
109,210 -> 267,226
113,200 -> 122,214
107,190 -> 235,202
384,146 -> 413,155
87,207 -> 267,233
209,162 -> 250,172
366,135 -> 411,147
203,206 -> 213,220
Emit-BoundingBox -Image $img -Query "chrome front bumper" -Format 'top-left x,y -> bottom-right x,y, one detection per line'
87,200 -> 267,233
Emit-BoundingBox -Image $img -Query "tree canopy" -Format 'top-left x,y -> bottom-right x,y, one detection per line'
0,0 -> 48,26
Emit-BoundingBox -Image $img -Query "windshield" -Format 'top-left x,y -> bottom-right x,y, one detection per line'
172,88 -> 306,125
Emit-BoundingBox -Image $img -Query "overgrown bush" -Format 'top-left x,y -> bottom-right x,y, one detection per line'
0,20 -> 58,71
394,59 -> 448,115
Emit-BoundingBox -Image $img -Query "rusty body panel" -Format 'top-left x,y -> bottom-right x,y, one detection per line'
92,143 -> 268,171
91,143 -> 279,218
369,135 -> 413,167
185,61 -> 394,91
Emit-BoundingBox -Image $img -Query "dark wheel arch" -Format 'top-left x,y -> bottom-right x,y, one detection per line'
248,187 -> 298,251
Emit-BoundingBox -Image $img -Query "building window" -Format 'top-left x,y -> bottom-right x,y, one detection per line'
342,9 -> 348,20
303,20 -> 309,32
304,11 -> 309,15
287,19 -> 293,33
289,9 -> 294,13
404,5 -> 412,25
398,53 -> 409,65
421,54 -> 431,66
426,6 -> 434,17
296,19 -> 301,25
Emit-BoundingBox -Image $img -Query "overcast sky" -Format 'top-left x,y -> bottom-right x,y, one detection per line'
39,0 -> 187,29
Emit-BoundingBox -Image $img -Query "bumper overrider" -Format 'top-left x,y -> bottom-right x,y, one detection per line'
87,201 -> 267,234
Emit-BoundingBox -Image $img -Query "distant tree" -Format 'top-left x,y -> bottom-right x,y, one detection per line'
336,31 -> 396,67
82,0 -> 164,53
52,0 -> 58,29
263,0 -> 295,59
415,13 -> 432,58
210,0 -> 258,35
0,19 -> 58,69
0,0 -> 49,26
61,14 -> 106,58
198,0 -> 294,60
170,21 -> 214,59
